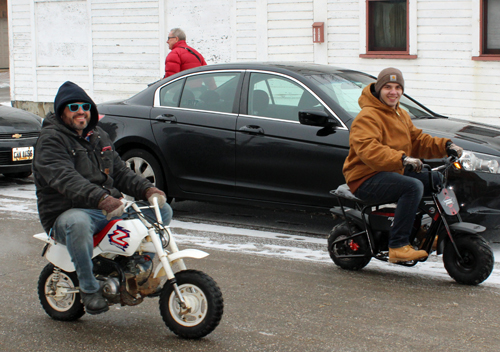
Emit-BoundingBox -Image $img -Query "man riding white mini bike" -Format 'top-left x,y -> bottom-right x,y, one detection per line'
33,81 -> 172,315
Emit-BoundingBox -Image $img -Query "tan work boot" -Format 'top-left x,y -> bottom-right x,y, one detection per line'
389,245 -> 428,263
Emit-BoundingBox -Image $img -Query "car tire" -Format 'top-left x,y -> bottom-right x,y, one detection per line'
122,148 -> 167,193
3,171 -> 32,179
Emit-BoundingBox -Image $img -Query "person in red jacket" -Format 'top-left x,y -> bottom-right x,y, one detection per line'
164,28 -> 207,78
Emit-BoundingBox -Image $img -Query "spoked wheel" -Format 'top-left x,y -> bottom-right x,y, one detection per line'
443,234 -> 494,285
37,263 -> 85,321
328,222 -> 371,270
159,270 -> 223,339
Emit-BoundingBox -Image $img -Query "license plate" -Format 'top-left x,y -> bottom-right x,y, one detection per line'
12,147 -> 34,161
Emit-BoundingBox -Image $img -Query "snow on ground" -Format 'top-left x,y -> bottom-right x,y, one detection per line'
2,182 -> 500,288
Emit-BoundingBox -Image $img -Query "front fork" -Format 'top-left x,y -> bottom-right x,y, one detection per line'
146,202 -> 190,312
131,201 -> 190,311
432,194 -> 464,262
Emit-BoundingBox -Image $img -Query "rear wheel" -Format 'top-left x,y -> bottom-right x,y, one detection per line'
37,263 -> 85,321
443,234 -> 494,285
328,222 -> 371,270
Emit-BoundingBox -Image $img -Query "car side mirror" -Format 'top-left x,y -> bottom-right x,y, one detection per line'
298,110 -> 339,128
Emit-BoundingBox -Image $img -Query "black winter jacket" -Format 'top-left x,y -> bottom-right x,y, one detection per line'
33,81 -> 152,233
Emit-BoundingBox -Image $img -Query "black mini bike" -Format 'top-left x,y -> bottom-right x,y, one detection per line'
328,157 -> 494,285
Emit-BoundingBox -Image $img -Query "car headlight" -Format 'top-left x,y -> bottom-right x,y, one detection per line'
460,151 -> 500,174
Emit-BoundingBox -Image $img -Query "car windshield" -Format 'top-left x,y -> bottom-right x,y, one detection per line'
305,71 -> 435,120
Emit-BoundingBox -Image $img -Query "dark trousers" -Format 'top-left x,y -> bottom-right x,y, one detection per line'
354,170 -> 441,248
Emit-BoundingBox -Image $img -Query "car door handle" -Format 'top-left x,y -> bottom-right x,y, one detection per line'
239,125 -> 264,134
155,114 -> 177,123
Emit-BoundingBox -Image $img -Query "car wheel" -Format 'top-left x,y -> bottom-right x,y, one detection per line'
122,149 -> 166,193
3,171 -> 32,178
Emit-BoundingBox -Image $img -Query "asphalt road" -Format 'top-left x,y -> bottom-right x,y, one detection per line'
2,213 -> 500,351
1,177 -> 500,351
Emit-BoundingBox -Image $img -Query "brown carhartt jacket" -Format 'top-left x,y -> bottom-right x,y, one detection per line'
343,83 -> 450,193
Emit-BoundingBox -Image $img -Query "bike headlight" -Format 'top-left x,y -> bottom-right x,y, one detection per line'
460,150 -> 500,174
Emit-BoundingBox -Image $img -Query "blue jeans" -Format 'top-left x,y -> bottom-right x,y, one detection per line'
354,170 -> 441,248
52,202 -> 173,293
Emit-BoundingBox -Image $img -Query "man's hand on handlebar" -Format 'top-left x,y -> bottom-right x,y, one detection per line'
98,195 -> 126,220
402,155 -> 423,173
446,142 -> 463,158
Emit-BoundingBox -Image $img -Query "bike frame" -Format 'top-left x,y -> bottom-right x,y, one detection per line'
34,198 -> 209,310
331,160 -> 486,263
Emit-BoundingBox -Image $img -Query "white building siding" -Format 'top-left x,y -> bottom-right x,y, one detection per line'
326,0 -> 359,61
165,0 -> 233,64
90,0 -> 161,102
7,0 -> 500,122
9,1 -> 34,101
267,0 -> 314,62
235,0 -> 259,61
34,0 -> 91,103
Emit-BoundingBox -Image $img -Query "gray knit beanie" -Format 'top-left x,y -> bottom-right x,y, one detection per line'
374,67 -> 405,95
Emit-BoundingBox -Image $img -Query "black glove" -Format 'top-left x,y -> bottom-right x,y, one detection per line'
403,156 -> 423,173
446,142 -> 463,158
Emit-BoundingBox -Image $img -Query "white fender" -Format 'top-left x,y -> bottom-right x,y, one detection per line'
33,233 -> 103,272
153,249 -> 209,278
33,232 -> 51,243
34,233 -> 76,272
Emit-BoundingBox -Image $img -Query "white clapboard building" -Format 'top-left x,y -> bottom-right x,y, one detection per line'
6,0 -> 500,122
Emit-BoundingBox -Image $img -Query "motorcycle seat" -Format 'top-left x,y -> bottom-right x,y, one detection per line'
331,184 -> 361,201
331,184 -> 398,207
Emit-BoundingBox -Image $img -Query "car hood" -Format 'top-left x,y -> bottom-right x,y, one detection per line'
0,105 -> 42,133
414,117 -> 500,157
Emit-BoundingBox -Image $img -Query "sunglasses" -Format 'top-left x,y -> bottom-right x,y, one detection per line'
67,103 -> 91,112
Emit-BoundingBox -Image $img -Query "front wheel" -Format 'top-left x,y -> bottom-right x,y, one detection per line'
37,263 -> 85,321
443,234 -> 494,285
328,222 -> 371,270
159,270 -> 224,339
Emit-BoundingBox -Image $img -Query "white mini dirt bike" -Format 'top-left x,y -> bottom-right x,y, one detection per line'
34,198 -> 223,339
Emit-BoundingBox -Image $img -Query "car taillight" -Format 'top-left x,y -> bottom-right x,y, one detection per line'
98,114 -> 105,120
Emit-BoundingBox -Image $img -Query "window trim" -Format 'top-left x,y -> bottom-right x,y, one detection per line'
153,69 -> 245,108
243,70 -> 348,130
473,0 -> 500,61
360,0 -> 417,59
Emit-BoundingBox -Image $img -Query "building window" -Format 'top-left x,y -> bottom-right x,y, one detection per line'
360,0 -> 415,59
482,0 -> 500,55
368,0 -> 407,52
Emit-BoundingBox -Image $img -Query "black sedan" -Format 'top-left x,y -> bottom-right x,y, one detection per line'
0,105 -> 42,178
98,62 -> 500,241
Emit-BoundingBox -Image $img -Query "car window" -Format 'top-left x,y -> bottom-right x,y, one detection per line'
308,72 -> 434,119
179,72 -> 241,113
248,73 -> 324,121
159,79 -> 185,107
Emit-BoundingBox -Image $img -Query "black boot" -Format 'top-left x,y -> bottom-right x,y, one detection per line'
80,291 -> 109,315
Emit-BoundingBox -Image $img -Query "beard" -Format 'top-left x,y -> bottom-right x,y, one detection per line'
70,119 -> 89,131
